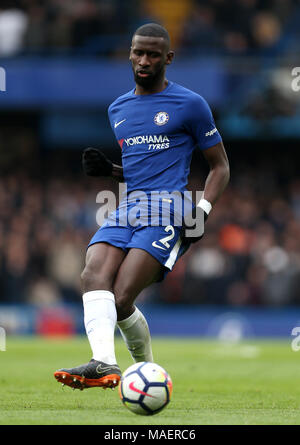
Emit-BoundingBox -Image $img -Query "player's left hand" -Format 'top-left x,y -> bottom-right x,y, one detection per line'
82,147 -> 113,177
181,205 -> 209,244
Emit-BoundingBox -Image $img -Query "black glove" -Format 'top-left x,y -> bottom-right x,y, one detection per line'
82,147 -> 113,177
181,205 -> 208,244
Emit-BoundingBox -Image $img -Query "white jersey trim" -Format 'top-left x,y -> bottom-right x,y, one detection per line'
164,237 -> 182,270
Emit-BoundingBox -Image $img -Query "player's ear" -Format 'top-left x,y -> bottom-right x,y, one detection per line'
165,51 -> 174,66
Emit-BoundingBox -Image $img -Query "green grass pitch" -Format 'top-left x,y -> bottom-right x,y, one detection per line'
0,336 -> 300,425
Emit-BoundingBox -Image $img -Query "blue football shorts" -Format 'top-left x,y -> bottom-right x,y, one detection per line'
88,201 -> 190,280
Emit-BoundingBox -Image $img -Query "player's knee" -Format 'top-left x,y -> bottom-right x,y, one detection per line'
81,264 -> 112,293
114,287 -> 134,319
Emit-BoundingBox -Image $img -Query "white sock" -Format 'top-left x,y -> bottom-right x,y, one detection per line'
117,307 -> 153,363
83,290 -> 117,365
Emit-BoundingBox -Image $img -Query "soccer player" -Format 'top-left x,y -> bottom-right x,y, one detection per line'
54,23 -> 230,390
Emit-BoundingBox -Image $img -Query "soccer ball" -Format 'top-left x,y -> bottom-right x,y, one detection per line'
119,362 -> 173,416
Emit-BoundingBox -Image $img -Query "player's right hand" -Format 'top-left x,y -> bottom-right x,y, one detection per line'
82,147 -> 113,177
181,206 -> 208,244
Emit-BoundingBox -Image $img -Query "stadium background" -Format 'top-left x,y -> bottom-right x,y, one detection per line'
0,0 -> 300,340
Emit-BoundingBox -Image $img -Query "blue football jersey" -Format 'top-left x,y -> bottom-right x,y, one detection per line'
89,81 -> 221,270
108,80 -> 222,194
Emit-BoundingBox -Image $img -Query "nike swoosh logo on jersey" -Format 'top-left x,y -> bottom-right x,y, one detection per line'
129,381 -> 155,398
152,241 -> 167,251
114,119 -> 126,128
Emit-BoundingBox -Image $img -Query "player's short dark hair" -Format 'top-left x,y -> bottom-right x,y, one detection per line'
133,23 -> 170,49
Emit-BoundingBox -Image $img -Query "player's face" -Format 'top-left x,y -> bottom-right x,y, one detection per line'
130,35 -> 173,88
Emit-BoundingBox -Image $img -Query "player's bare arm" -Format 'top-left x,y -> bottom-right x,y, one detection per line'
182,144 -> 229,243
201,141 -> 230,205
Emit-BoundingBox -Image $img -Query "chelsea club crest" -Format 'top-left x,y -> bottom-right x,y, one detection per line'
154,111 -> 169,126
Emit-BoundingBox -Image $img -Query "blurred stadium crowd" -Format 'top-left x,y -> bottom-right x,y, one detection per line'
0,140 -> 299,307
0,0 -> 299,57
0,0 -> 300,308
